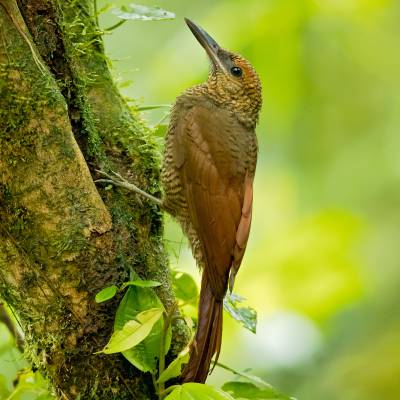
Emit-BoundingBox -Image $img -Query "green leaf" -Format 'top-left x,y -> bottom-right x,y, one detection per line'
153,124 -> 168,138
217,363 -> 294,399
157,347 -> 190,384
238,371 -> 274,388
0,375 -> 10,399
6,371 -> 53,400
117,80 -> 133,89
101,308 -> 163,354
165,383 -> 235,400
219,363 -> 275,389
121,279 -> 161,289
172,271 -> 198,304
121,320 -> 171,374
223,292 -> 257,333
95,285 -> 118,303
221,382 -> 291,400
112,4 -> 175,21
114,279 -> 170,373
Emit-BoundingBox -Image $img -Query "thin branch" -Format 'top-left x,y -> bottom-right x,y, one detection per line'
95,169 -> 163,207
104,19 -> 126,32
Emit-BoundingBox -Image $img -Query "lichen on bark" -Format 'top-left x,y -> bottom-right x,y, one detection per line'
0,1 -> 187,398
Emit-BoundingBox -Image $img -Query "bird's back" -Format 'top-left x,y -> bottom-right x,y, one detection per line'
162,89 -> 257,294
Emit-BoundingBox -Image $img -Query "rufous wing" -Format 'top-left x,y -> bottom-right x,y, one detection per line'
174,103 -> 254,298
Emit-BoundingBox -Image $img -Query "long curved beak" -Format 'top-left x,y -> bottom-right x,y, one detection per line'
185,18 -> 227,73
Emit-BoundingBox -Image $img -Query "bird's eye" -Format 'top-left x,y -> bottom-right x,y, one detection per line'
230,66 -> 243,77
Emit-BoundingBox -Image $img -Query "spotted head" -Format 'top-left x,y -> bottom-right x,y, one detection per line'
185,18 -> 262,127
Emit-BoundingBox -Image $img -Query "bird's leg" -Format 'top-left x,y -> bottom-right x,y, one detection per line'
95,169 -> 163,207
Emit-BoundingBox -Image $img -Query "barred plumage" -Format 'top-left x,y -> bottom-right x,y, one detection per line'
160,20 -> 261,384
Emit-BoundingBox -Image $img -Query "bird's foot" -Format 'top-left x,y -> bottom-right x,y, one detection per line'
95,169 -> 162,207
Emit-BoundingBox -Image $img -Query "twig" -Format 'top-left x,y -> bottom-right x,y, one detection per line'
105,19 -> 126,32
95,169 -> 163,207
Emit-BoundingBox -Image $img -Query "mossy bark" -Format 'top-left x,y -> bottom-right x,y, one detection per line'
0,1 -> 186,398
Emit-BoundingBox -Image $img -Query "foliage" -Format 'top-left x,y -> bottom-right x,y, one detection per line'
164,383 -> 234,400
0,370 -> 53,400
113,280 -> 171,374
171,271 -> 198,305
112,4 -> 175,22
97,1 -> 400,398
95,285 -> 118,303
3,0 -> 399,399
89,268 -> 289,399
99,308 -> 163,354
222,381 -> 290,400
223,293 -> 257,334
157,347 -> 189,385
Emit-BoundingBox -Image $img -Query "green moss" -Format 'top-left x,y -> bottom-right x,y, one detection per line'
52,223 -> 89,256
0,2 -> 188,398
53,1 -> 109,163
0,58 -> 66,168
0,185 -> 31,235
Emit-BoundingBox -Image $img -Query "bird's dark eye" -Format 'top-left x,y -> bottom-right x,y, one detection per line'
230,66 -> 242,77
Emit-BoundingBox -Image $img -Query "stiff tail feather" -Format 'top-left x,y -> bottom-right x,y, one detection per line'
181,276 -> 223,383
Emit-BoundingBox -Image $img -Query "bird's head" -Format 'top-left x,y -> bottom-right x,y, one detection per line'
185,18 -> 262,127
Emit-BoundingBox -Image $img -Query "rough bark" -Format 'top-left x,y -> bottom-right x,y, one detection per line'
0,1 -> 186,398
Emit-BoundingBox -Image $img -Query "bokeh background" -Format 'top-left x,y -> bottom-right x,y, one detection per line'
1,1 -> 399,399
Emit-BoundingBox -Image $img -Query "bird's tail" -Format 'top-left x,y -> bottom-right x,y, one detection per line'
181,275 -> 223,383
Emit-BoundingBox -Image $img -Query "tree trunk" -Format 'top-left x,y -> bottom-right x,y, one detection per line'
0,1 -> 185,398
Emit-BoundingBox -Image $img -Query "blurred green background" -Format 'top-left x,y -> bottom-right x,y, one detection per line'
2,0 -> 399,398
98,0 -> 399,398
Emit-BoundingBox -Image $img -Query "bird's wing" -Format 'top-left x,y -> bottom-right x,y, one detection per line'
174,103 -> 255,298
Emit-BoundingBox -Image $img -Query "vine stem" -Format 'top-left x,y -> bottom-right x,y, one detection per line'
105,19 -> 127,32
158,304 -> 178,399
215,361 -> 241,375
158,315 -> 167,399
216,361 -> 275,390
93,0 -> 99,27
0,0 -> 46,73
159,385 -> 178,398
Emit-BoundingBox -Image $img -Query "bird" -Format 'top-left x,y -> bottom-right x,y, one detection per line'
96,18 -> 262,383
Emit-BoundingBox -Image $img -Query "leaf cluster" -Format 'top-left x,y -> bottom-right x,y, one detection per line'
94,270 -> 292,400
